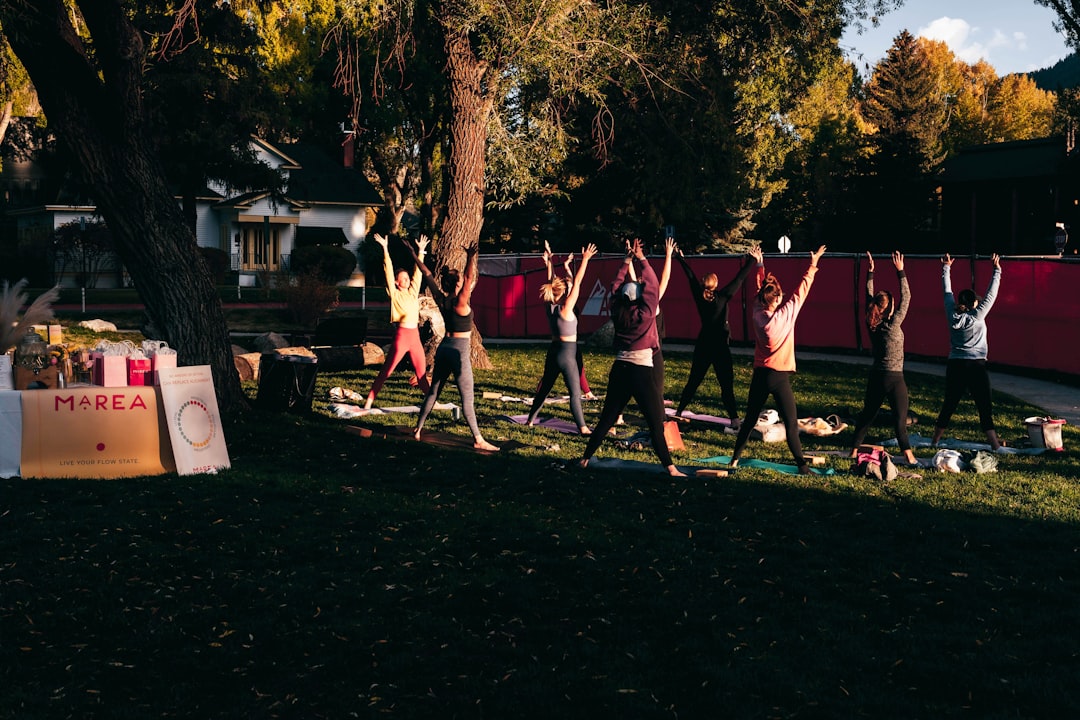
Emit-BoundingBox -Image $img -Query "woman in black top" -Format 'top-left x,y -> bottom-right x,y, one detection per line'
403,241 -> 498,452
674,246 -> 762,423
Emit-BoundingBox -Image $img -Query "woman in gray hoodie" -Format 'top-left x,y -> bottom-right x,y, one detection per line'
931,253 -> 1002,450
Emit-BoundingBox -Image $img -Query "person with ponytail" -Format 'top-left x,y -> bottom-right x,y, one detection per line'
579,238 -> 685,477
403,240 -> 499,452
931,253 -> 1003,450
525,243 -> 598,433
729,245 -> 827,474
849,251 -> 916,464
674,245 -> 762,423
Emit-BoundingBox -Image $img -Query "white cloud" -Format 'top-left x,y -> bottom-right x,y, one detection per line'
918,17 -> 989,65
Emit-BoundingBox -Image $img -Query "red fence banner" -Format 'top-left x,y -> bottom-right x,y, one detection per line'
473,254 -> 1080,377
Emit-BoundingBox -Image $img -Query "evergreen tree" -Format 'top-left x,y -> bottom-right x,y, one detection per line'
859,30 -> 945,249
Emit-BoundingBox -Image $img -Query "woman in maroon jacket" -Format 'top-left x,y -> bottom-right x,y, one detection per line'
579,239 -> 685,477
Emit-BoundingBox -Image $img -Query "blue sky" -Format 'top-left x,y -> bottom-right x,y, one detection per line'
841,1 -> 1073,75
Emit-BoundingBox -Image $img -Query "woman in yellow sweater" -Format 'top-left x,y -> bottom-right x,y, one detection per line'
363,233 -> 432,410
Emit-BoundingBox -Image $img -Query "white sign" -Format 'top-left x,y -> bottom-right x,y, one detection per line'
778,235 -> 791,254
158,365 -> 231,475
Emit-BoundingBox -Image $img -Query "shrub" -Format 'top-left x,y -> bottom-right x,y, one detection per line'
290,245 -> 357,284
198,246 -> 231,285
281,271 -> 340,329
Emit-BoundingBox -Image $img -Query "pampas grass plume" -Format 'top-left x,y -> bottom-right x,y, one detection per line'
0,279 -> 61,354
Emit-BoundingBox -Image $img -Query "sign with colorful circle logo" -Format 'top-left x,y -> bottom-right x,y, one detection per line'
158,365 -> 231,475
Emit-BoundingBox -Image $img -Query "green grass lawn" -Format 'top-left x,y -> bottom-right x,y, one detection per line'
3,345 -> 1079,719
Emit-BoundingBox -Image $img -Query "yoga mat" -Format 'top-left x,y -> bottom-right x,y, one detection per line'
329,402 -> 460,419
883,433 -> 1045,455
695,455 -> 836,476
580,457 -> 705,476
665,407 -> 733,426
504,413 -> 582,434
346,425 -> 530,454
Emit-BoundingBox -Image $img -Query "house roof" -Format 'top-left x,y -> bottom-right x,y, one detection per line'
267,140 -> 383,207
212,190 -> 307,212
941,136 -> 1069,183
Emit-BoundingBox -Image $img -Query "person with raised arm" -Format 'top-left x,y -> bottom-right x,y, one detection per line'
526,243 -> 598,434
673,245 -> 762,424
729,245 -> 827,475
403,240 -> 499,452
363,234 -> 431,410
931,253 -> 1003,450
579,238 -> 685,477
540,241 -> 597,400
849,251 -> 917,465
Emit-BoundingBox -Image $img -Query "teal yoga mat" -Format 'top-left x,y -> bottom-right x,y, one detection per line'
695,455 -> 835,475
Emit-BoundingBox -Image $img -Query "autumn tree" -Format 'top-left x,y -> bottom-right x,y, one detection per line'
755,54 -> 873,250
0,2 -> 244,410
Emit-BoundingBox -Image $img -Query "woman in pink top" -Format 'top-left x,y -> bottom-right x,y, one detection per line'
363,233 -> 432,410
729,245 -> 826,474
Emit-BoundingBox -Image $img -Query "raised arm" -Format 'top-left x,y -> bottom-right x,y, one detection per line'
973,253 -> 1002,320
892,251 -> 910,324
657,237 -> 675,300
375,233 -> 395,289
941,253 -> 954,316
675,250 -> 702,296
454,244 -> 480,313
400,235 -> 445,303
561,244 -> 597,318
542,240 -> 554,282
864,251 -> 876,302
719,246 -> 762,299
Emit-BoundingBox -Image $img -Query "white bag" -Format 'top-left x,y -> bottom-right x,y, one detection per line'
932,449 -> 965,473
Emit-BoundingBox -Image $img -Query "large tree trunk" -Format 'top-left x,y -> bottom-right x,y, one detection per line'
0,1 -> 245,411
439,26 -> 494,369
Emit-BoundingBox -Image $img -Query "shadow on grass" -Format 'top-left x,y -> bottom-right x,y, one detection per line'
3,409 -> 1078,720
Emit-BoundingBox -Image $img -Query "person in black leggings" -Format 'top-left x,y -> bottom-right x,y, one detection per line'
674,246 -> 762,423
580,239 -> 684,477
526,243 -> 598,433
403,241 -> 499,452
849,251 -> 917,464
931,253 -> 1003,450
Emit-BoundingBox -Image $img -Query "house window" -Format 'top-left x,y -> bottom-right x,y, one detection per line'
238,223 -> 281,271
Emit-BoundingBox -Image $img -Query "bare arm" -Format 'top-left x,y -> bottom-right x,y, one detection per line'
400,235 -> 445,303
454,244 -> 480,313
561,244 -> 596,318
657,237 -> 675,300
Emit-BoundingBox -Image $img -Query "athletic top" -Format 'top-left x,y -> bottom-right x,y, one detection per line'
944,265 -> 1000,360
866,270 -> 910,372
383,248 -> 422,325
444,304 -> 474,334
752,263 -> 818,372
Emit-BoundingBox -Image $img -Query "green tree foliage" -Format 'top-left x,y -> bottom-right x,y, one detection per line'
0,1 -> 245,410
755,55 -> 873,251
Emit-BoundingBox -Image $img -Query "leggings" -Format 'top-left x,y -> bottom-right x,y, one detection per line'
415,336 -> 482,440
368,325 -> 430,399
935,358 -> 995,432
851,369 -> 911,451
676,334 -> 737,418
583,360 -> 673,468
577,346 -> 591,395
731,367 -> 805,466
528,340 -> 587,428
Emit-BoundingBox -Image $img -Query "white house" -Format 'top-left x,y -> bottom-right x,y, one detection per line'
3,134 -> 383,288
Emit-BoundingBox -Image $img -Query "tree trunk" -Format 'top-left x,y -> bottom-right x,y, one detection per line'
439,25 -> 494,370
0,1 -> 245,412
